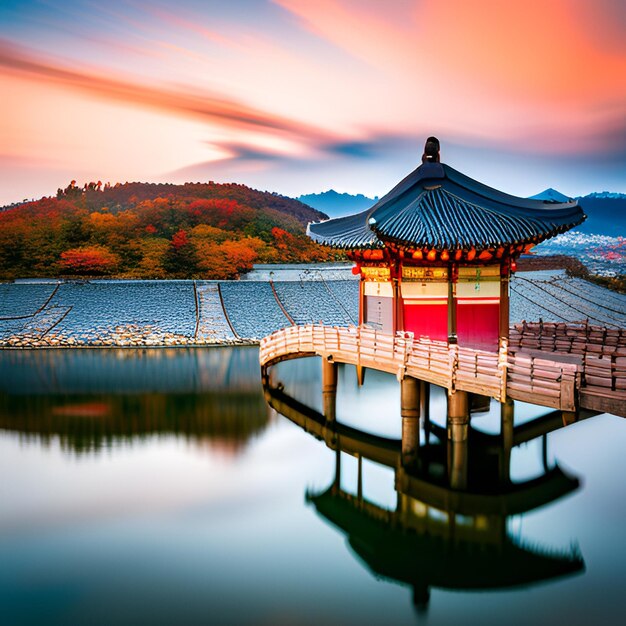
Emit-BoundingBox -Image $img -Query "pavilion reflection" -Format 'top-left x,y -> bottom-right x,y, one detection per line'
263,380 -> 585,611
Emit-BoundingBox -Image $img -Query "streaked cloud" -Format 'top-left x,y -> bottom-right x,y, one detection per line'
0,39 -> 334,142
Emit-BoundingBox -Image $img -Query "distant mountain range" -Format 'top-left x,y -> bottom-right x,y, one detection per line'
585,191 -> 626,200
575,195 -> 626,236
297,190 -> 378,218
298,188 -> 626,237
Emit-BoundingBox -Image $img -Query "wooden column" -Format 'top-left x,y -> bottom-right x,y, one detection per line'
499,265 -> 510,342
447,269 -> 457,343
447,391 -> 469,489
401,376 -> 421,469
396,262 -> 404,333
448,263 -> 458,343
357,274 -> 366,387
322,358 -> 338,422
500,398 -> 514,484
392,270 -> 398,335
358,274 -> 365,326
395,276 -> 403,333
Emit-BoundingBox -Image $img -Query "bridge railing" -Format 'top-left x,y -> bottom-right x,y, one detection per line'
260,324 -> 591,411
260,324 -> 506,401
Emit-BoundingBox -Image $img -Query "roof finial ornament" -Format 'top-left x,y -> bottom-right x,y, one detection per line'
422,136 -> 440,163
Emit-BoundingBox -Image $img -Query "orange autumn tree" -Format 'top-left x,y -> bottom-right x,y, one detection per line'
0,180 -> 338,279
60,245 -> 120,275
194,237 -> 265,279
221,237 -> 265,274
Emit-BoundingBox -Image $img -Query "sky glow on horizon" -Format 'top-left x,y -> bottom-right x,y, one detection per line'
1,0 -> 625,205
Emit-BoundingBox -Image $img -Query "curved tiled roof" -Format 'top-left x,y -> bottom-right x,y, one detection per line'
307,162 -> 585,250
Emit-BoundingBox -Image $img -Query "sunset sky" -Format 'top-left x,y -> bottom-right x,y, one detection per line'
1,0 -> 625,205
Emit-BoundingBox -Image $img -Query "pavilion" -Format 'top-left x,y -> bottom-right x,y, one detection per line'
307,137 -> 585,351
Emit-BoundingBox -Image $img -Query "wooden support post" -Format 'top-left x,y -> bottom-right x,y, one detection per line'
401,376 -> 421,469
447,390 -> 469,490
357,454 -> 363,504
499,267 -> 510,343
447,390 -> 469,422
322,358 -> 338,422
358,275 -> 364,326
396,273 -> 405,332
500,398 -> 514,484
393,276 -> 399,335
447,274 -> 457,343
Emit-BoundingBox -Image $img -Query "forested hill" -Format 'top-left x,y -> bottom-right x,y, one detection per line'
0,181 -> 336,280
298,189 -> 377,217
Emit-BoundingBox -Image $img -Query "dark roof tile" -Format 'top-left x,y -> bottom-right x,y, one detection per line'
307,162 -> 585,250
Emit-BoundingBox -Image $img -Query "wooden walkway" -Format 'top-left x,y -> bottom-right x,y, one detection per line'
259,323 -> 626,418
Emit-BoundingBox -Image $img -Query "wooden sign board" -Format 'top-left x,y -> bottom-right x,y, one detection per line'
457,265 -> 500,282
402,266 -> 448,282
362,266 -> 391,282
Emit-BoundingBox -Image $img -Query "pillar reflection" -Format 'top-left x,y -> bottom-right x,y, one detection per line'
263,375 -> 586,612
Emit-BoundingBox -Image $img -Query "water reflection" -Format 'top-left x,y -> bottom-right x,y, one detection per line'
0,347 -> 277,455
0,349 -> 622,624
263,377 -> 585,611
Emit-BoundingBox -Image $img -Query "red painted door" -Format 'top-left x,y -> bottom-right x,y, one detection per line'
456,301 -> 499,351
403,301 -> 448,341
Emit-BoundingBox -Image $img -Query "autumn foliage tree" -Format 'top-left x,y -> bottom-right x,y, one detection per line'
0,180 -> 341,279
59,245 -> 120,275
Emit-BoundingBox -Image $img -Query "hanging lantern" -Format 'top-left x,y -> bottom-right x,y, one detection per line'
371,249 -> 384,260
510,260 -> 517,273
441,249 -> 450,261
412,249 -> 423,260
495,247 -> 505,259
427,249 -> 437,261
478,250 -> 492,260
351,264 -> 361,275
454,249 -> 463,261
467,248 -> 476,261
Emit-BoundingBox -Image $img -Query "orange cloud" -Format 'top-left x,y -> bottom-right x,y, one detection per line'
274,0 -> 626,152
0,39 -> 335,144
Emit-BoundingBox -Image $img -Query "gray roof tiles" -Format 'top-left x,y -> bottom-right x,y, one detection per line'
307,162 -> 585,250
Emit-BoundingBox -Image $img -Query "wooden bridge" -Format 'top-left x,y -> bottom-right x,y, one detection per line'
260,322 -> 626,418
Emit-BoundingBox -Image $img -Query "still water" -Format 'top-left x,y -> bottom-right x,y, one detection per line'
0,348 -> 624,625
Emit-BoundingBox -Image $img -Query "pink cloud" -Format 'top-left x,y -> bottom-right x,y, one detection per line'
0,39 -> 335,143
274,0 -> 626,153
